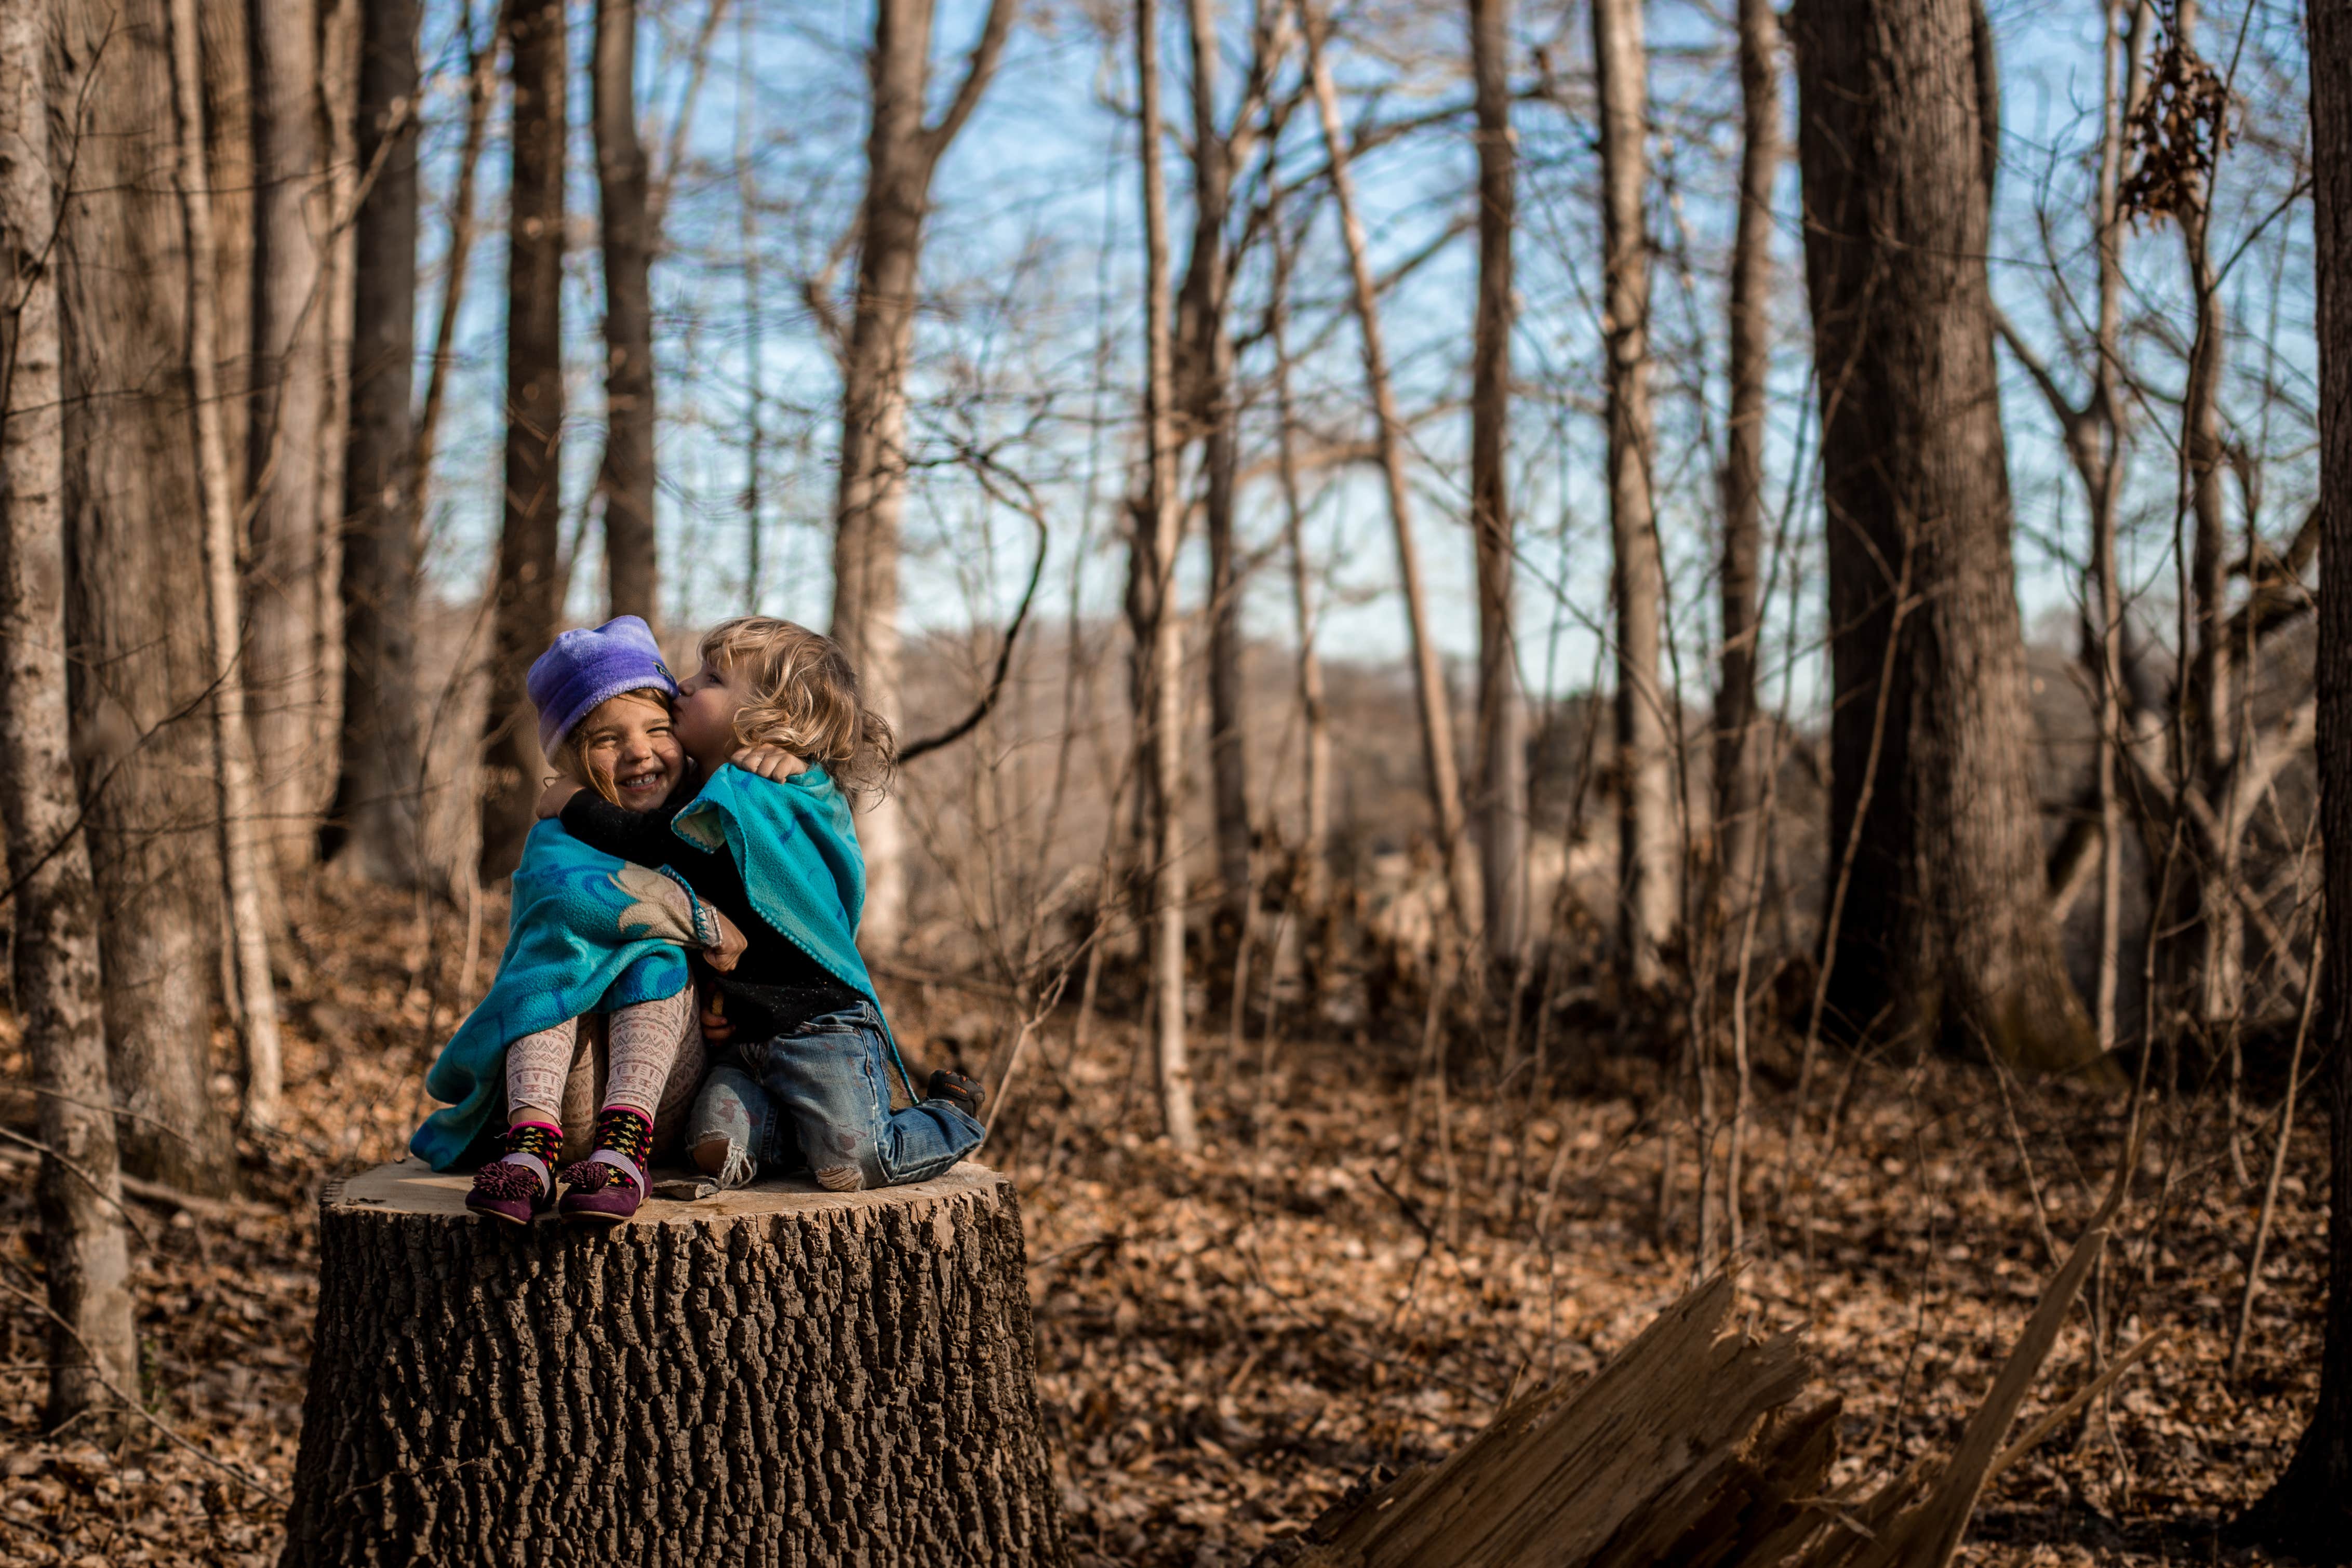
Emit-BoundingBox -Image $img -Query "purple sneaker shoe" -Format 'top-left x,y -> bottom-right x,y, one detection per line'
557,1106 -> 653,1225
466,1158 -> 552,1226
556,1155 -> 644,1224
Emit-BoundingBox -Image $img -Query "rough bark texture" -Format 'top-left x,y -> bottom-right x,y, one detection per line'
278,1161 -> 1067,1567
479,0 -> 566,882
1790,0 -> 2100,1072
595,0 -> 657,627
247,0 -> 330,864
1594,0 -> 1673,991
322,0 -> 423,886
1469,0 -> 1524,972
51,0 -> 242,1194
829,0 -> 1015,953
2250,0 -> 2352,1546
1713,0 -> 1776,940
1,0 -> 140,1427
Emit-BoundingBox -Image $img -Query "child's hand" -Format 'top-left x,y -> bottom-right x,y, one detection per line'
703,908 -> 748,973
732,744 -> 806,782
699,986 -> 734,1044
535,776 -> 583,819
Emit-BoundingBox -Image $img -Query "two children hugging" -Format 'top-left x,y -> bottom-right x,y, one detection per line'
409,614 -> 986,1224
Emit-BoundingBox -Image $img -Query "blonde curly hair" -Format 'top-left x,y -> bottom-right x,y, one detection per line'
697,617 -> 897,802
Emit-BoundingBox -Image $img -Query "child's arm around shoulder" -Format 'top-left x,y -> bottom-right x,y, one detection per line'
730,745 -> 807,784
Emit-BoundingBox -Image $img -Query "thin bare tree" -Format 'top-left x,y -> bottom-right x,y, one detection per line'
1266,175 -> 1329,917
1137,0 -> 1198,1151
1303,0 -> 1481,940
827,0 -> 1018,951
1,0 -> 139,1427
169,0 -> 286,1127
1593,0 -> 1674,990
248,0 -> 331,861
1470,0 -> 1525,975
479,0 -> 568,881
596,0 -> 659,625
1712,0 -> 1776,946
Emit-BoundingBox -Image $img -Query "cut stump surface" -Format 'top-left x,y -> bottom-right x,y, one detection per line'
279,1159 -> 1065,1567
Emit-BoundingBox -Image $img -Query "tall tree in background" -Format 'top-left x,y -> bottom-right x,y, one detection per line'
829,0 -> 1018,950
2,0 -> 140,1427
595,0 -> 658,625
324,0 -> 424,886
52,0 -> 240,1193
1135,0 -> 1198,1151
2247,6 -> 2352,1545
247,0 -> 331,861
1790,0 -> 2099,1071
1712,0 -> 1776,938
1593,0 -> 1673,988
479,0 -> 568,880
1469,0 -> 1524,973
1179,0 -> 1261,935
1305,3 -> 1481,940
172,0 -> 287,1128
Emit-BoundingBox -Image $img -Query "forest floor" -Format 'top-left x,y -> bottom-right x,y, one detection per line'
0,878 -> 2331,1566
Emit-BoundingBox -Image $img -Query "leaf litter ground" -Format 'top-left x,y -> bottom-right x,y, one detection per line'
0,882 -> 2329,1565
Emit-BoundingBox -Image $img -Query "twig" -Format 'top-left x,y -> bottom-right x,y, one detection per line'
2228,933 -> 2320,1383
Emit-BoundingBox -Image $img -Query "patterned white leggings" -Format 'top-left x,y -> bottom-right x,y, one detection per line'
504,987 -> 702,1160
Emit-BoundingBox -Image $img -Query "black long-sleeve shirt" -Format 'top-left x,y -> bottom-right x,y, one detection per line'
561,789 -> 860,1040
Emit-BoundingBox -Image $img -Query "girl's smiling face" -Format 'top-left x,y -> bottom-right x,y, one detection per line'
674,661 -> 751,770
572,691 -> 685,811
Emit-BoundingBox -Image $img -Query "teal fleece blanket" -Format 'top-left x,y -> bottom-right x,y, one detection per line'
409,820 -> 694,1169
671,763 -> 914,1096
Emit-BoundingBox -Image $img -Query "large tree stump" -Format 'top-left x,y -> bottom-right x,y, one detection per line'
279,1159 -> 1066,1567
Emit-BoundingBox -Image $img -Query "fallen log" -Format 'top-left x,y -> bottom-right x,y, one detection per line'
278,1158 -> 1066,1567
1262,1225 -> 2122,1568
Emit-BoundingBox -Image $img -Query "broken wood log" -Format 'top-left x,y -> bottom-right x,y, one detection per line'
1261,1224 -> 2122,1568
277,1158 -> 1066,1567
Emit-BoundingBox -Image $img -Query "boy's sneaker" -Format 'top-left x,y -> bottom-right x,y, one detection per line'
927,1069 -> 984,1119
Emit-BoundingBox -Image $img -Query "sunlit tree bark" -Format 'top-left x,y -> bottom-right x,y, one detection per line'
1,0 -> 139,1427
595,0 -> 658,625
1791,0 -> 2100,1071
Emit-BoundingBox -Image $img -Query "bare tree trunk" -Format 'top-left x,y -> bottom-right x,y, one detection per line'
1593,0 -> 1673,990
1,3 -> 139,1428
737,0 -> 765,608
171,0 -> 287,1129
1181,0 -> 1252,935
248,0 -> 329,867
595,0 -> 658,626
1713,0 -> 1776,947
1791,0 -> 2100,1073
52,0 -> 241,1196
313,0 -> 358,836
2246,1 -> 2352,1540
322,0 -> 424,886
1469,0 -> 1525,973
1267,182 -> 1329,917
479,0 -> 567,882
1136,0 -> 1197,1152
1303,5 -> 1481,938
829,0 -> 1016,952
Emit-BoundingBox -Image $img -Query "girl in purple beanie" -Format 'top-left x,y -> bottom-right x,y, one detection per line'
457,616 -> 751,1226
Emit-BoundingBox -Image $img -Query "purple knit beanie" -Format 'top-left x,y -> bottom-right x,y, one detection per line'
526,615 -> 678,759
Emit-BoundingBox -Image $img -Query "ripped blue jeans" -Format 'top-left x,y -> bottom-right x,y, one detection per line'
686,1001 -> 983,1192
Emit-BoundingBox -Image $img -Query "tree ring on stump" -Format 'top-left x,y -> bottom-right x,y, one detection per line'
281,1158 -> 1066,1566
